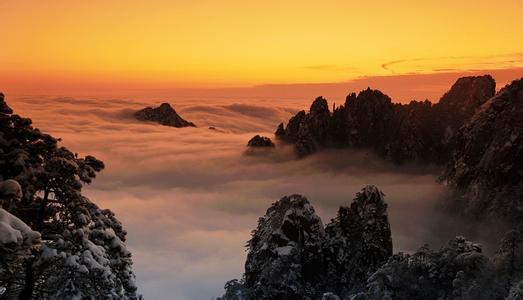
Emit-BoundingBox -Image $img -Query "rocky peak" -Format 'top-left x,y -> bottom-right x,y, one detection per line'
434,75 -> 496,140
438,75 -> 495,108
351,185 -> 389,223
134,102 -> 195,127
275,122 -> 285,137
345,88 -> 392,112
310,96 -> 330,116
443,78 -> 523,222
0,93 -> 13,114
221,187 -> 394,299
244,194 -> 325,298
247,135 -> 275,147
322,185 -> 392,295
158,102 -> 173,110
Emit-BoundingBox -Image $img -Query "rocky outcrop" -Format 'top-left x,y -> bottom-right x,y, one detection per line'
322,186 -> 392,296
220,190 -> 522,300
0,93 -> 13,114
244,194 -> 325,299
442,78 -> 523,223
220,186 -> 393,299
134,103 -> 195,127
247,135 -> 275,147
276,75 -> 496,163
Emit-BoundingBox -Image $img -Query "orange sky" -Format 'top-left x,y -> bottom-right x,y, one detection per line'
1,0 -> 523,92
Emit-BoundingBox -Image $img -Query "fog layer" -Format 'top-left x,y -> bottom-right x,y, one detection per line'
8,93 -> 503,299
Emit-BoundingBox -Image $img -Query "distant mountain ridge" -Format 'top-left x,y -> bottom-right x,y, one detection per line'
273,74 -> 522,223
275,75 -> 495,163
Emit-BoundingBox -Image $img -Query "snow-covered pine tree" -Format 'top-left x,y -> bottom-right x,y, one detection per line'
0,93 -> 138,298
362,236 -> 505,299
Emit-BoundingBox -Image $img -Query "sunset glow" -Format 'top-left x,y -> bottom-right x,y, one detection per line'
1,2 -> 523,299
2,0 -> 523,92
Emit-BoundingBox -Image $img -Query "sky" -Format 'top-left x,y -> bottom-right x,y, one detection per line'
1,0 -> 523,93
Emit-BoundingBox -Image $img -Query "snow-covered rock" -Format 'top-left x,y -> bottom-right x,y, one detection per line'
221,186 -> 393,299
322,185 -> 392,296
244,194 -> 325,299
0,207 -> 40,248
361,236 -> 504,300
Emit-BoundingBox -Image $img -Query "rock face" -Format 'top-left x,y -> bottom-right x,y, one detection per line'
442,78 -> 523,223
322,186 -> 392,296
276,75 -> 495,163
247,135 -> 275,147
244,194 -> 325,299
221,186 -> 393,299
0,93 -> 13,114
134,103 -> 195,127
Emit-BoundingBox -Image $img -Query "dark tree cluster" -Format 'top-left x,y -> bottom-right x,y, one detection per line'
0,93 -> 139,299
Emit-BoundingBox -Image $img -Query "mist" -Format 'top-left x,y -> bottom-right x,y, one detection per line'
7,92 -> 507,299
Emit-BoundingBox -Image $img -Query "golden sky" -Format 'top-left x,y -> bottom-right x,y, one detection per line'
1,0 -> 523,91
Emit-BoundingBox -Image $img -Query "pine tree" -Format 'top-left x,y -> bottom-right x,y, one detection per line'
0,93 -> 139,298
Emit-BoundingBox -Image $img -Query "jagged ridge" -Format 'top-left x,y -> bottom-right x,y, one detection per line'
276,75 -> 495,163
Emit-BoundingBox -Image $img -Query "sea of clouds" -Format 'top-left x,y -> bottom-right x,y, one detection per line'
7,92 -> 506,299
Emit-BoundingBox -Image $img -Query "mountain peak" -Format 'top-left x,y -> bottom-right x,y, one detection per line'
310,96 -> 330,115
0,93 -> 13,114
437,74 -> 495,114
442,77 -> 523,222
135,103 -> 195,127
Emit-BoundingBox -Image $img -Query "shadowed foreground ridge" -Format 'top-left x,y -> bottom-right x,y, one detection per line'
219,187 -> 523,300
135,102 -> 196,127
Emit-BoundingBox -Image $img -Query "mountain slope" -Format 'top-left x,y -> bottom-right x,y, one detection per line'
442,78 -> 523,223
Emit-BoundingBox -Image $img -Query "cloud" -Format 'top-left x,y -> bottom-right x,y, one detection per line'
6,83 -> 511,299
301,64 -> 360,74
381,52 -> 523,74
